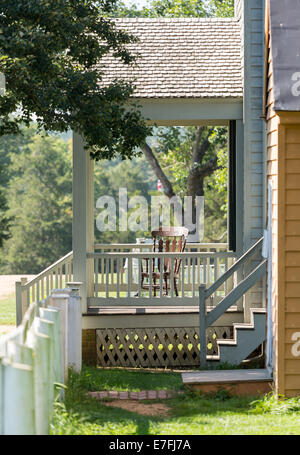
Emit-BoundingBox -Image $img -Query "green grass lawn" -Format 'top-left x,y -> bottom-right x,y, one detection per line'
0,293 -> 16,326
50,365 -> 300,435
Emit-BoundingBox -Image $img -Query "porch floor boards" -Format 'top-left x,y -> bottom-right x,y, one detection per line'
86,305 -> 239,315
182,369 -> 273,396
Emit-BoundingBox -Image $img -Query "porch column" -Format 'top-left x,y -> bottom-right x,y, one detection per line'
72,132 -> 94,314
235,119 -> 244,312
235,119 -> 244,257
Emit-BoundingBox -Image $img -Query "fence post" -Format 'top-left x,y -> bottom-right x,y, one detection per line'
26,318 -> 51,435
199,284 -> 207,368
15,281 -> 22,326
48,293 -> 69,383
36,315 -> 56,418
66,283 -> 82,374
21,277 -> 28,316
2,359 -> 35,435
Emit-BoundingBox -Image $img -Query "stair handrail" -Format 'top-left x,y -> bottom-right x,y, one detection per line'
205,237 -> 264,299
16,250 -> 73,325
199,237 -> 266,366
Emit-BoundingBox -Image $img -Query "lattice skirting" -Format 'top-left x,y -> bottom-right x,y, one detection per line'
96,326 -> 233,368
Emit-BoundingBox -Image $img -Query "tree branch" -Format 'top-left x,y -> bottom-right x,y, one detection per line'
141,142 -> 175,198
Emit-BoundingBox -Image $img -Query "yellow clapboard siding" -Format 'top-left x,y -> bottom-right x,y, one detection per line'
285,328 -> 300,342
285,267 -> 300,281
285,298 -> 300,313
286,206 -> 300,220
285,313 -> 300,327
285,375 -> 300,389
286,128 -> 300,144
286,190 -> 300,205
286,252 -> 300,266
285,343 -> 300,359
286,159 -> 300,173
286,236 -> 300,250
286,143 -> 300,159
285,360 -> 300,374
285,282 -> 300,297
286,174 -> 300,189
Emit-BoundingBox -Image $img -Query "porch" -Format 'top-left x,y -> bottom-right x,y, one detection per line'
16,236 -> 266,369
17,240 -> 238,311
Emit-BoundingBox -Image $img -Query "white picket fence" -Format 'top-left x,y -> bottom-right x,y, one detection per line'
0,284 -> 82,435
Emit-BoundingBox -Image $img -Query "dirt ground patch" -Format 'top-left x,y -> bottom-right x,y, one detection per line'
101,399 -> 171,417
0,275 -> 35,299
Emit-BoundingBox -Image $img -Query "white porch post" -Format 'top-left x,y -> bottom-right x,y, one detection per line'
235,119 -> 244,312
72,132 -> 94,314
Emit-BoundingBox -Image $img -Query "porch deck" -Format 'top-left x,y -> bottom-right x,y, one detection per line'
85,304 -> 238,315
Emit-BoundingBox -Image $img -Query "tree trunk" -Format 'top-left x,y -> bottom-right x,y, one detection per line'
141,142 -> 175,199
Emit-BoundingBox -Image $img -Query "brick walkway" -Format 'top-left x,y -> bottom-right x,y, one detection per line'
87,390 -> 183,400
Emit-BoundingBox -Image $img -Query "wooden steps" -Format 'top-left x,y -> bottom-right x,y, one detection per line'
182,368 -> 273,396
217,308 -> 267,365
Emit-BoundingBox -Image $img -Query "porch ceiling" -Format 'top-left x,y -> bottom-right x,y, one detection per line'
99,18 -> 243,101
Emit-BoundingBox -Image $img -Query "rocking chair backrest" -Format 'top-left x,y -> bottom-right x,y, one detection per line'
151,226 -> 189,274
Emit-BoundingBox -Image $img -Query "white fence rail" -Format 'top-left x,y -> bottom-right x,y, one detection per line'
1,285 -> 81,435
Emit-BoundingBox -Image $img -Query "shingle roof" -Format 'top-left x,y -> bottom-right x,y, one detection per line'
100,18 -> 243,99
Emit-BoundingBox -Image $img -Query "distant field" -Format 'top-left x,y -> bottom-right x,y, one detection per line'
0,293 -> 16,326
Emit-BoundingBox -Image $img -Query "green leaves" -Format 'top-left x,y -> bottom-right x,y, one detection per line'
113,0 -> 234,19
0,0 -> 151,160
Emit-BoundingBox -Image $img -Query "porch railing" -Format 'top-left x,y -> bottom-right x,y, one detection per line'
88,243 -> 236,306
16,251 -> 73,324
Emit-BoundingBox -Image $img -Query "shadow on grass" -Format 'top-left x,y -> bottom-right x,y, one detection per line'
73,364 -> 183,393
59,376 -> 260,435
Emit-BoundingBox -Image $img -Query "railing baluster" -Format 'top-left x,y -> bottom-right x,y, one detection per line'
159,256 -> 163,298
170,258 -> 174,298
128,257 -> 132,298
192,257 -> 195,297
59,264 -> 63,288
95,258 -> 98,298
55,268 -> 58,289
106,258 -> 109,298
149,257 -> 152,299
36,282 -> 40,303
117,257 -> 120,299
41,277 -> 44,301
32,284 -> 35,304
138,257 -> 142,298
111,255 -> 114,291
101,253 -> 105,285
224,258 -> 228,294
181,259 -> 185,298
214,257 -> 218,284
187,256 -> 191,292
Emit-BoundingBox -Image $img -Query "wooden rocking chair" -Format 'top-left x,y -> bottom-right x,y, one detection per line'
140,227 -> 189,297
